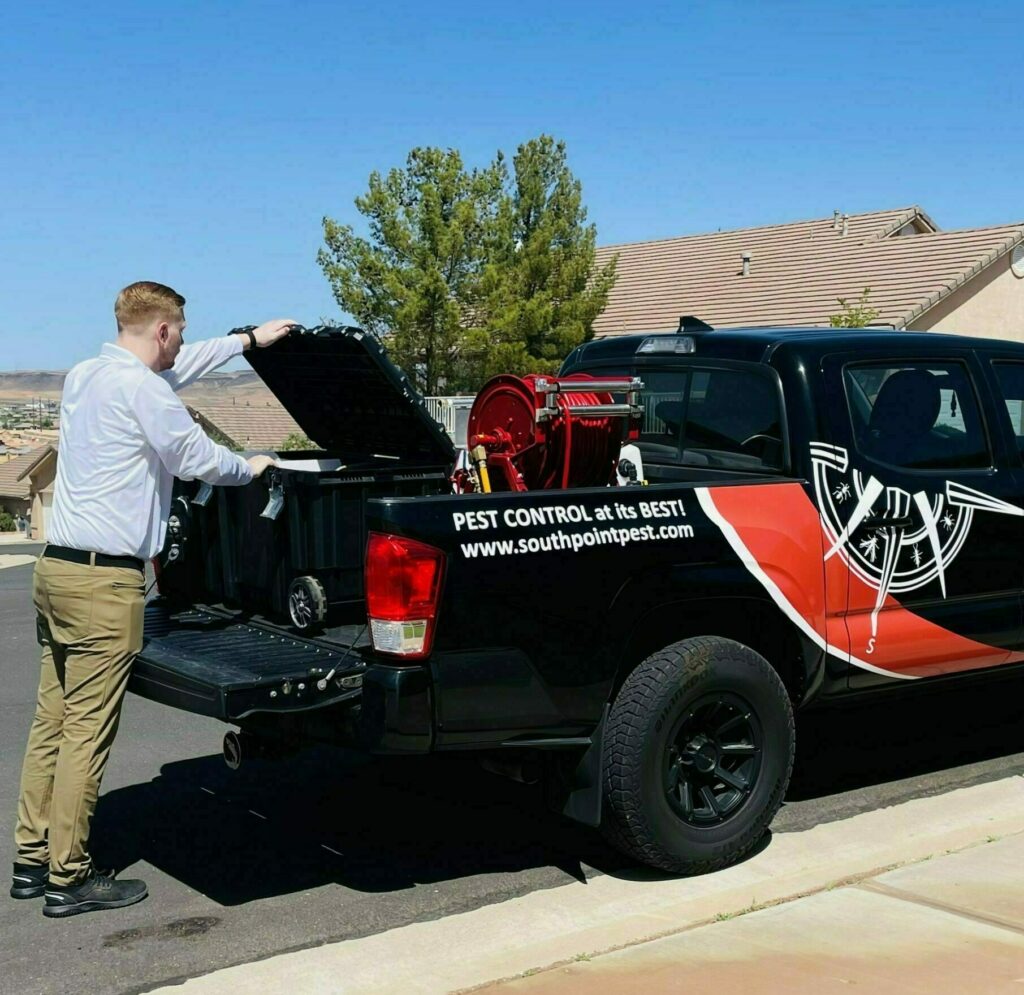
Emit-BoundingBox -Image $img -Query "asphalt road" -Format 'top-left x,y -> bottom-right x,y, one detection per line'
2,548 -> 1023,995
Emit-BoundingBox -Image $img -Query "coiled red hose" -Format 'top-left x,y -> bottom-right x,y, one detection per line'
467,374 -> 622,490
551,389 -> 618,489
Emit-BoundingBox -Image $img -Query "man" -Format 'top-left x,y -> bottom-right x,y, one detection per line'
11,281 -> 297,918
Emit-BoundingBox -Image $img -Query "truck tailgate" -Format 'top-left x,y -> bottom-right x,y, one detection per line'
129,602 -> 367,722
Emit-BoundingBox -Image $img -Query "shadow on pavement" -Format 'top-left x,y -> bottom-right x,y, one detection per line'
92,673 -> 1024,904
91,748 -> 620,906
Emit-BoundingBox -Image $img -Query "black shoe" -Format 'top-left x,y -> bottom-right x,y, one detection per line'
42,871 -> 148,918
11,862 -> 49,900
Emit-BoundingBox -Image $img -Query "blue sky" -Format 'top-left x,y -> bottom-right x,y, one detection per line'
2,1 -> 1022,370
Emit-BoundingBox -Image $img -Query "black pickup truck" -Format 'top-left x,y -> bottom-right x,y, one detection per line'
132,325 -> 1024,874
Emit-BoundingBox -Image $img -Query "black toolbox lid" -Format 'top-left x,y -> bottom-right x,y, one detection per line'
238,325 -> 456,465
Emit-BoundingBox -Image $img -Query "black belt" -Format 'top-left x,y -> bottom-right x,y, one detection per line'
43,545 -> 145,573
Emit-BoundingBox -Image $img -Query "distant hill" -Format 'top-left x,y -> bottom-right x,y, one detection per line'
0,369 -> 276,406
0,371 -> 67,397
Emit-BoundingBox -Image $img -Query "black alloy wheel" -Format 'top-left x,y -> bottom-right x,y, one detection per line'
664,693 -> 763,826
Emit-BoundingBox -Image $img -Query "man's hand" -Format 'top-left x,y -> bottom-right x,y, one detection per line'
244,319 -> 300,349
246,454 -> 278,477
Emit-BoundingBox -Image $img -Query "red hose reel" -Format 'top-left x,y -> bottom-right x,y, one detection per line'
465,373 -> 643,492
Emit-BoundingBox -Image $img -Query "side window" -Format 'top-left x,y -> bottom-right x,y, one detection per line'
992,362 -> 1024,458
844,362 -> 990,470
629,366 -> 783,471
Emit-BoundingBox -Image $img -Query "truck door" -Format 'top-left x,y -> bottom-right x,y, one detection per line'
819,351 -> 1024,687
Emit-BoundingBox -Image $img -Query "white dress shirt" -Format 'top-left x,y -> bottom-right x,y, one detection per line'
49,336 -> 254,560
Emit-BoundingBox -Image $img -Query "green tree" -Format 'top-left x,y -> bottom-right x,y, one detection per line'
464,136 -> 618,381
319,136 -> 616,393
319,147 -> 504,395
830,288 -> 880,328
281,431 -> 318,451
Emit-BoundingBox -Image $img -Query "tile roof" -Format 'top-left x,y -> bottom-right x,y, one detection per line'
592,207 -> 1024,336
15,445 -> 56,481
0,446 -> 49,499
188,403 -> 304,451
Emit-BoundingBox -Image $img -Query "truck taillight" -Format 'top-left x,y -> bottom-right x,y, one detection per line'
365,532 -> 445,659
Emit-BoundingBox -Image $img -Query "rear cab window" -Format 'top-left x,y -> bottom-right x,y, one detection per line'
603,363 -> 787,474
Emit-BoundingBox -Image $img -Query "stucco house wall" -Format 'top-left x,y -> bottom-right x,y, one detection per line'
909,252 -> 1024,340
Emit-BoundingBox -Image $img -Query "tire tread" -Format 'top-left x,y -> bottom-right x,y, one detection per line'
602,636 -> 795,874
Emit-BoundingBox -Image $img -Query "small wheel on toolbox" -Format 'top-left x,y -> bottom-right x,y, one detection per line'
602,636 -> 794,875
288,575 -> 327,630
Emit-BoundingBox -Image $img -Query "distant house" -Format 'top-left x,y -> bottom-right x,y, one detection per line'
16,445 -> 58,540
188,402 -> 305,451
593,206 -> 1024,339
0,445 -> 50,525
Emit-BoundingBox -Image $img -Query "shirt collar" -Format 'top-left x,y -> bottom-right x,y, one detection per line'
101,342 -> 149,369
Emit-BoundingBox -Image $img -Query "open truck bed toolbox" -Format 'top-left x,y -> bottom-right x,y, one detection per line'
155,325 -> 455,628
129,601 -> 368,722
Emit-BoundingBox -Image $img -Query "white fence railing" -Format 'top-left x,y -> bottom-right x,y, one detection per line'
425,396 -> 476,446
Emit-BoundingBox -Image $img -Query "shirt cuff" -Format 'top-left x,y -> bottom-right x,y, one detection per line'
228,334 -> 246,357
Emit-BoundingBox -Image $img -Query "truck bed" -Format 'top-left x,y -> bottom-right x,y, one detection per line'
129,601 -> 368,722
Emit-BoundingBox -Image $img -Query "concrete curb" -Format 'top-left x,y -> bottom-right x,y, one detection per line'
146,774 -> 1024,994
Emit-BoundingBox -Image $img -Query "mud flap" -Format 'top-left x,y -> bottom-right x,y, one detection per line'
559,705 -> 608,827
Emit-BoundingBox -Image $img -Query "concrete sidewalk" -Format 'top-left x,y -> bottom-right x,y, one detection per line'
478,831 -> 1024,994
0,538 -> 41,570
0,532 -> 37,544
148,775 -> 1024,994
0,552 -> 37,569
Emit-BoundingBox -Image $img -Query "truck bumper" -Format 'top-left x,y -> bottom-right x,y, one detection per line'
358,664 -> 433,753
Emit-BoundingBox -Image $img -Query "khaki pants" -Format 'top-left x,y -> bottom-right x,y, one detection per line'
15,553 -> 145,886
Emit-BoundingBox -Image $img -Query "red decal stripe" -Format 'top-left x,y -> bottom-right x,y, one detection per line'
702,484 -> 1019,679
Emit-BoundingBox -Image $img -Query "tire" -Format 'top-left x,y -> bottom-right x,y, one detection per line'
602,636 -> 794,875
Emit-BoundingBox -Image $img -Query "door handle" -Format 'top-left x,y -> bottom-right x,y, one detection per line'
861,515 -> 913,530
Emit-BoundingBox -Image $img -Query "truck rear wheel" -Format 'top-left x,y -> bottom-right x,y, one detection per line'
602,636 -> 794,874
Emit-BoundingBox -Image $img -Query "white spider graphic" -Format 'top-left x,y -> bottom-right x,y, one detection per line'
911,544 -> 922,567
941,512 -> 955,531
858,534 -> 880,562
833,482 -> 851,503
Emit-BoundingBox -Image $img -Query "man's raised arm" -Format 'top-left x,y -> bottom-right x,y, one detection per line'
160,318 -> 298,393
